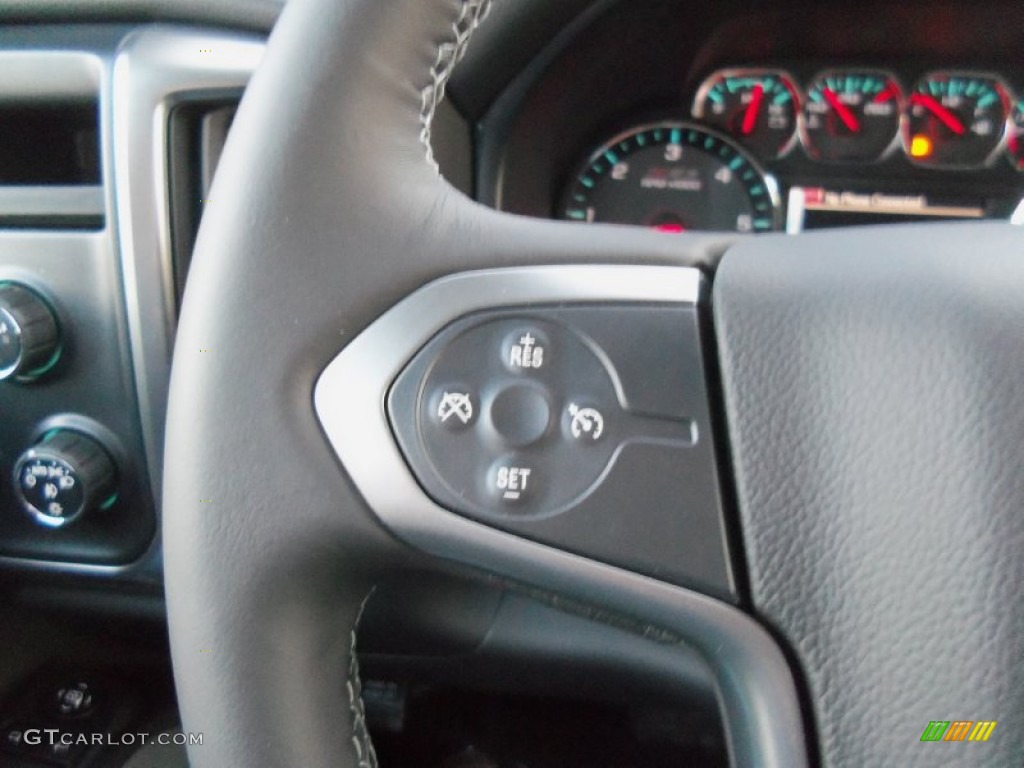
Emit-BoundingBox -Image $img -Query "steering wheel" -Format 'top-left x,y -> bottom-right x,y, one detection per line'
163,0 -> 1024,765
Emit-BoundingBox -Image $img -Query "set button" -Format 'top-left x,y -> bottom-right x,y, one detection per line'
490,459 -> 536,504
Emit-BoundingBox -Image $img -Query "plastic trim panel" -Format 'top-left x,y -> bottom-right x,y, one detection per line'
0,26 -> 262,580
0,29 -> 159,579
315,265 -> 809,768
112,26 -> 264,502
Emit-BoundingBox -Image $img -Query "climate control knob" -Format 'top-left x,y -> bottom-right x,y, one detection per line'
0,282 -> 60,381
13,431 -> 117,528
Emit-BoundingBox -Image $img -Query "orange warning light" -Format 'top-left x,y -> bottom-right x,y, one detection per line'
910,135 -> 933,158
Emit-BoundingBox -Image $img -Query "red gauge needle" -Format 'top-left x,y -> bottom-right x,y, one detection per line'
873,86 -> 896,103
741,84 -> 764,135
910,93 -> 965,135
822,88 -> 861,132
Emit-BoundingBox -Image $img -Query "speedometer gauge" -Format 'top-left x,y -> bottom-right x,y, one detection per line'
904,73 -> 1009,168
561,123 -> 779,233
693,69 -> 800,160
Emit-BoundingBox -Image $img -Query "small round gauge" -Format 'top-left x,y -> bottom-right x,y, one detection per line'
1007,100 -> 1024,170
801,71 -> 902,163
561,122 -> 779,233
693,69 -> 800,160
904,73 -> 1009,168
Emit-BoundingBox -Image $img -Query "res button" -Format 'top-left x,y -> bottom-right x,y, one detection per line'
502,327 -> 549,373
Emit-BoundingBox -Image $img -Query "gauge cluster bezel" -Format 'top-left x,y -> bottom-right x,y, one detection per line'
476,0 -> 1024,235
691,64 -> 1022,172
691,67 -> 803,161
553,63 -> 1024,235
900,70 -> 1013,171
798,68 -> 906,165
559,120 -> 782,233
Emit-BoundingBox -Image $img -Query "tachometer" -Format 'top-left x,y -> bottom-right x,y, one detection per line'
904,73 -> 1009,168
692,69 -> 800,160
801,70 -> 902,163
561,123 -> 779,233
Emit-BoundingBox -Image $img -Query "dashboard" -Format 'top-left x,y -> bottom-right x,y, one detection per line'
0,25 -> 264,587
482,0 -> 1024,236
0,18 -> 468,589
0,0 -> 1020,588
0,3 -> 1018,767
0,0 -> 1020,590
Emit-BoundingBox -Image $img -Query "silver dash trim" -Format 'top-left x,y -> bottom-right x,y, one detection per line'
314,265 -> 808,768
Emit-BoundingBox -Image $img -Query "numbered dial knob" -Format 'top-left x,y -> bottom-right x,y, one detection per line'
13,431 -> 117,528
0,282 -> 60,381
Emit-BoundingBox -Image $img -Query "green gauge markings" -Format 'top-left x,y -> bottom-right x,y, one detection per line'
695,70 -> 800,160
802,70 -> 902,163
906,73 -> 1008,167
563,123 -> 778,233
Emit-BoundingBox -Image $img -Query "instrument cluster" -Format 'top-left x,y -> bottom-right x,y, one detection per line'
693,68 -> 1021,170
559,66 -> 1024,234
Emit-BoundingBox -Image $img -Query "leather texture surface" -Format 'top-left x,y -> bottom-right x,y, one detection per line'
162,0 -> 724,766
715,223 -> 1024,767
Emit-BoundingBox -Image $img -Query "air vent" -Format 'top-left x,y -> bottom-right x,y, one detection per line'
167,98 -> 238,312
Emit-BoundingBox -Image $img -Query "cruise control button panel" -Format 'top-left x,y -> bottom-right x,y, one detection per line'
388,305 -> 734,599
393,315 -> 625,516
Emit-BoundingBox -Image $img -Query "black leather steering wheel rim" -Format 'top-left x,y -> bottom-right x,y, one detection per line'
163,1 -> 743,764
163,1 -> 1024,766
